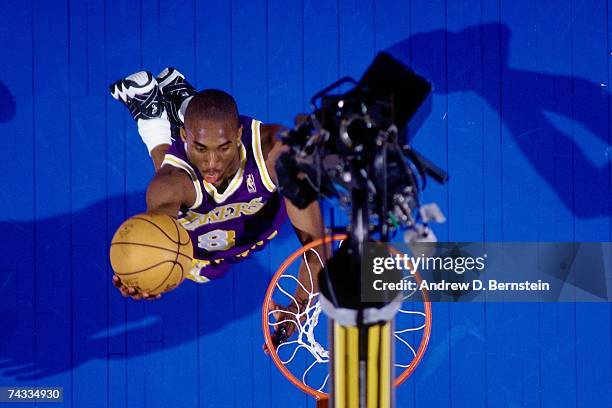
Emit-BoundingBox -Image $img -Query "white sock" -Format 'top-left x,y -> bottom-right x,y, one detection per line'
137,112 -> 172,154
178,96 -> 194,123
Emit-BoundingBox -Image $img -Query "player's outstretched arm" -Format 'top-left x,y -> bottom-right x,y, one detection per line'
261,124 -> 327,349
261,123 -> 326,244
113,166 -> 196,301
146,165 -> 196,216
285,199 -> 328,298
262,124 -> 328,302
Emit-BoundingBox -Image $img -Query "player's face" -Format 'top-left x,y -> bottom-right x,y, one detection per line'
182,119 -> 243,188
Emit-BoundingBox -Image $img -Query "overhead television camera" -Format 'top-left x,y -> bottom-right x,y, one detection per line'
276,51 -> 448,241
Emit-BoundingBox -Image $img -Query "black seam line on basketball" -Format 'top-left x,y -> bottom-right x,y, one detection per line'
110,242 -> 192,261
149,261 -> 184,293
170,215 -> 184,281
131,216 -> 191,245
114,259 -> 182,276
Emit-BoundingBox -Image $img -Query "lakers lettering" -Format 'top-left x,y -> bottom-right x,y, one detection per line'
179,197 -> 265,230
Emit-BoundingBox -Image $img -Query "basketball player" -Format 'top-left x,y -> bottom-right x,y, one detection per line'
109,68 -> 324,303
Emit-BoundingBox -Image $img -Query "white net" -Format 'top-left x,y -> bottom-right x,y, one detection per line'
266,240 -> 430,394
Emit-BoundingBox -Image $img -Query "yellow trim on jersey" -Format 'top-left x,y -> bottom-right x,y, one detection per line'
187,258 -> 212,283
235,249 -> 250,258
161,154 -> 204,210
251,120 -> 276,193
201,142 -> 248,204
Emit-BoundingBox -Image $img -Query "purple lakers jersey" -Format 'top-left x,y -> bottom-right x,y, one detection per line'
162,115 -> 287,282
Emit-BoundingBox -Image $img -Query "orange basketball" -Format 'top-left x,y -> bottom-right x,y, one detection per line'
109,212 -> 193,296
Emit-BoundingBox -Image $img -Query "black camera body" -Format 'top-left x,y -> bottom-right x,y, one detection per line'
276,52 -> 447,237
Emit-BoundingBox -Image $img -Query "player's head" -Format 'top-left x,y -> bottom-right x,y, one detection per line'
181,89 -> 243,188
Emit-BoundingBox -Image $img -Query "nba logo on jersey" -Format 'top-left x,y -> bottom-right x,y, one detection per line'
246,174 -> 257,193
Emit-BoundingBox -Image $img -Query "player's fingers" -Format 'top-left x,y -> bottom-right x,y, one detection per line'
112,275 -> 122,288
128,287 -> 136,295
119,287 -> 129,297
269,301 -> 283,321
285,324 -> 297,338
274,306 -> 296,322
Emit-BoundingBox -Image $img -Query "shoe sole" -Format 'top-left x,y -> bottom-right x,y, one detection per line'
109,71 -> 156,102
156,67 -> 185,91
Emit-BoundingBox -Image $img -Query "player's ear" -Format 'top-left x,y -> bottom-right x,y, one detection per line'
180,127 -> 187,142
237,125 -> 243,146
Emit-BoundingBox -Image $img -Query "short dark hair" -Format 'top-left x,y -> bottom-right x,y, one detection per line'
184,89 -> 240,130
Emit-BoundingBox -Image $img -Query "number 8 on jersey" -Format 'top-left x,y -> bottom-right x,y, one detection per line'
198,229 -> 236,251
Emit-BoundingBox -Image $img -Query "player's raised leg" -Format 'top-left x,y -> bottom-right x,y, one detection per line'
109,71 -> 171,170
156,67 -> 197,126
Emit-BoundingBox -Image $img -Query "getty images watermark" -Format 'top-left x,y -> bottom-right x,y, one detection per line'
361,242 -> 612,302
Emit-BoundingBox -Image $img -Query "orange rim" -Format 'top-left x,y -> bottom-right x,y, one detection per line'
262,234 -> 432,399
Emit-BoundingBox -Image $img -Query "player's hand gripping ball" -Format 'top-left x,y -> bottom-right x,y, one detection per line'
110,213 -> 193,298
